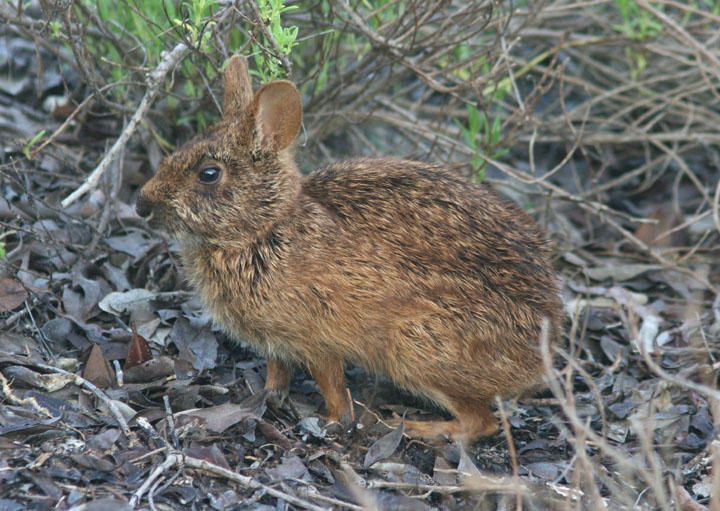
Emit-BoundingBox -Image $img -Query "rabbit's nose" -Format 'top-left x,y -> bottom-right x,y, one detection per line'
135,193 -> 152,218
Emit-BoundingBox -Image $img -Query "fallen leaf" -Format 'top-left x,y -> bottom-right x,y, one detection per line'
2,366 -> 75,392
175,390 -> 269,433
124,323 -> 152,370
690,407 -> 714,439
185,443 -> 231,470
433,456 -> 456,486
371,462 -> 429,485
606,422 -> 629,443
266,454 -> 311,482
0,414 -> 62,436
376,493 -> 434,511
84,344 -> 114,389
0,278 -> 27,312
583,263 -> 663,282
104,230 -> 155,259
69,453 -> 115,472
457,445 -> 483,484
635,312 -> 661,353
40,318 -> 73,346
170,317 -> 218,371
526,462 -> 561,480
0,499 -> 24,511
256,419 -> 292,449
124,356 -> 175,383
608,400 -> 637,420
600,336 -> 627,367
0,332 -> 44,364
634,207 -> 687,248
86,428 -> 121,451
67,498 -> 132,511
691,475 -> 713,499
99,289 -> 155,316
62,266 -> 111,321
364,417 -> 404,468
297,417 -> 326,439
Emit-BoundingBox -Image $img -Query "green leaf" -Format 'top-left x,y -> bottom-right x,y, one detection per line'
454,119 -> 474,148
24,129 -> 46,160
491,116 -> 502,146
467,105 -> 480,138
492,147 -> 510,159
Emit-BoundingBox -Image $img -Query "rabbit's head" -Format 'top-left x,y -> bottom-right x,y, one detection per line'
136,56 -> 302,246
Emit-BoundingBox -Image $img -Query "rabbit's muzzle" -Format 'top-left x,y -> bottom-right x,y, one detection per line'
135,187 -> 196,241
135,193 -> 153,219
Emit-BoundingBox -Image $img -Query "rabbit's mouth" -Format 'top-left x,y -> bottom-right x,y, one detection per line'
136,197 -> 182,239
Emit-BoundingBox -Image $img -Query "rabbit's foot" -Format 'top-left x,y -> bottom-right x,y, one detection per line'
267,388 -> 288,409
402,418 -> 498,445
323,394 -> 355,436
307,357 -> 354,426
400,401 -> 499,445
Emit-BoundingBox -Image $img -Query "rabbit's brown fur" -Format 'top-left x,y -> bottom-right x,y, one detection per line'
136,56 -> 562,443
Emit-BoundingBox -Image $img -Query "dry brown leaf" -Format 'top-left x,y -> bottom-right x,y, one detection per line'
124,356 -> 175,383
174,390 -> 269,433
364,416 -> 404,468
124,322 -> 152,370
185,443 -> 232,470
2,366 -> 75,393
0,278 -> 27,312
433,456 -> 456,486
83,344 -> 114,389
256,419 -> 292,449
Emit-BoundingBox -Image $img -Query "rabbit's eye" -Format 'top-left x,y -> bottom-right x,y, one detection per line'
198,166 -> 221,184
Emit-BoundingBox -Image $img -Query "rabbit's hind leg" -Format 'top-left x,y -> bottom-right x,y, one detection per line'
404,399 -> 499,445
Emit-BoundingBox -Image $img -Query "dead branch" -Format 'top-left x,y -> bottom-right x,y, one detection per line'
130,452 -> 333,511
36,363 -> 135,441
61,42 -> 187,208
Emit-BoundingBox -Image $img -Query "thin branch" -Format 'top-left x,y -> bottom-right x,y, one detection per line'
130,452 -> 331,511
247,0 -> 293,77
61,42 -> 187,208
635,0 -> 720,82
37,363 -> 135,441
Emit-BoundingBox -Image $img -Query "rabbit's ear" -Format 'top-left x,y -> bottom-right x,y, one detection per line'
252,81 -> 302,150
223,55 -> 253,118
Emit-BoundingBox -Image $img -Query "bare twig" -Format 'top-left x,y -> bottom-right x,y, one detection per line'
635,0 -> 720,82
36,363 -> 135,441
130,452 -> 331,511
61,43 -> 187,208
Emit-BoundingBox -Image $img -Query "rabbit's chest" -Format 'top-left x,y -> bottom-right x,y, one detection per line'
181,245 -> 301,344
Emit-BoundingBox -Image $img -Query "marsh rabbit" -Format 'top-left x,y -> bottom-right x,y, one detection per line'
136,55 -> 562,443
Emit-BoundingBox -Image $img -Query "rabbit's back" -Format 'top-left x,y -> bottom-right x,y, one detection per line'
304,157 -> 556,305
294,158 -> 561,398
